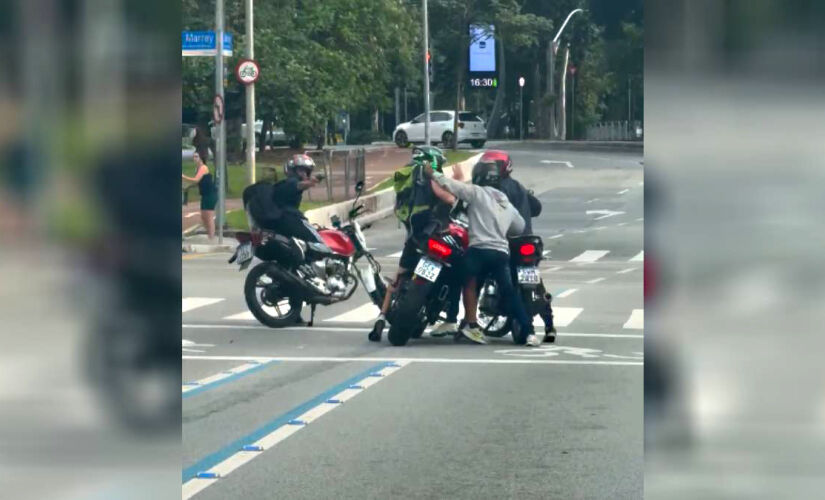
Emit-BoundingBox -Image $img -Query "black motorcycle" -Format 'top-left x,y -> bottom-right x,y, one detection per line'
385,208 -> 470,346
477,235 -> 555,343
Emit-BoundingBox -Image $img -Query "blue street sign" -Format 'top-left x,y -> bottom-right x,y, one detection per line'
182,31 -> 233,57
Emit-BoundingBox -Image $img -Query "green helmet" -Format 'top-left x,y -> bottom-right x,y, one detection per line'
411,145 -> 447,171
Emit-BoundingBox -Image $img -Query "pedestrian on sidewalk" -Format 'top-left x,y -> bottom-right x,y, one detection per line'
182,150 -> 217,239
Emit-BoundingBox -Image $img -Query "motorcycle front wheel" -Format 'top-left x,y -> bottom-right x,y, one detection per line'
244,263 -> 304,328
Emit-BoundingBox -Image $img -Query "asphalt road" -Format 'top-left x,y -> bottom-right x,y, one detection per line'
182,142 -> 644,499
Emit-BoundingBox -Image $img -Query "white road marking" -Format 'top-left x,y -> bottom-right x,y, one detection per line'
542,250 -> 551,258
616,267 -> 636,274
182,361 -> 270,394
586,277 -> 606,284
617,189 -> 629,195
587,209 -> 625,221
544,266 -> 563,272
183,297 -> 225,313
224,311 -> 256,321
548,234 -> 564,239
593,226 -> 607,231
570,250 -> 610,263
386,250 -> 403,258
540,160 -> 574,168
181,361 -> 409,499
585,198 -> 599,204
617,222 -> 628,226
181,324 -> 643,338
324,302 -> 380,323
540,306 -> 582,327
636,218 -> 644,222
630,251 -> 644,262
556,288 -> 578,298
183,355 -> 641,366
623,309 -> 644,329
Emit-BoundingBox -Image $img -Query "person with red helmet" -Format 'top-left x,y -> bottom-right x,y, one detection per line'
472,150 -> 557,342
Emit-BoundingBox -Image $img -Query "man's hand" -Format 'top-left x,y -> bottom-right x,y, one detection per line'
421,164 -> 434,180
452,165 -> 465,181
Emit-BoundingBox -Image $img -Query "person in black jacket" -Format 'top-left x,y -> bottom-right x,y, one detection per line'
476,150 -> 557,342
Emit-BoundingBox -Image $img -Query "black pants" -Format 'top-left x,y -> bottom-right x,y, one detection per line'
274,212 -> 324,245
465,247 -> 534,335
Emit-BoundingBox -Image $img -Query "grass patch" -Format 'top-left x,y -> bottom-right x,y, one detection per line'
224,199 -> 331,231
182,160 -> 284,202
445,150 -> 475,164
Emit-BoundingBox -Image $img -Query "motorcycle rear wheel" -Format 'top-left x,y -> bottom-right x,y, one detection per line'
244,263 -> 304,328
387,278 -> 430,346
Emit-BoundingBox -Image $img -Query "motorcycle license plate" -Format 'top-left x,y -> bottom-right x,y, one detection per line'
517,266 -> 540,284
414,257 -> 443,282
234,242 -> 254,266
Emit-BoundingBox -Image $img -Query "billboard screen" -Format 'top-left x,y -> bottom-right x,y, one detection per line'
469,25 -> 495,73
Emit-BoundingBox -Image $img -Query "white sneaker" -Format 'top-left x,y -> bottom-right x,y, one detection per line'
460,324 -> 488,345
430,322 -> 457,337
526,334 -> 543,347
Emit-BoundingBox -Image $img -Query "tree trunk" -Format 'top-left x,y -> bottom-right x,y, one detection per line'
372,108 -> 379,132
487,39 -> 506,139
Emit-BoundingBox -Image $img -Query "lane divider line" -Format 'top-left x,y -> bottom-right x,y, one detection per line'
181,361 -> 408,499
182,360 -> 275,399
586,277 -> 606,284
182,297 -> 225,313
183,355 -> 643,365
616,267 -> 636,274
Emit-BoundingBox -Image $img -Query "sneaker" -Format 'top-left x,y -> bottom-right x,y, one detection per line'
430,321 -> 457,337
368,318 -> 385,342
544,326 -> 557,343
459,323 -> 488,345
526,334 -> 543,347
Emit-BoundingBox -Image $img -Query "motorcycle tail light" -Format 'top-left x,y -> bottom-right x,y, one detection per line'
519,243 -> 536,256
428,238 -> 453,260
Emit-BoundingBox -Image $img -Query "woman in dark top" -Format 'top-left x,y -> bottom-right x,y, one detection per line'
182,151 -> 217,239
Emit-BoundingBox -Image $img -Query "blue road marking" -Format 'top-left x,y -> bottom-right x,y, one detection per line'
182,361 -> 393,483
183,361 -> 277,399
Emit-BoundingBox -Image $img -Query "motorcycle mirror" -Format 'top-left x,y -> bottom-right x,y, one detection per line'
355,181 -> 364,194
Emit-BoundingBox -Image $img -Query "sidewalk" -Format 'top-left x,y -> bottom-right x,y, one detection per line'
182,198 -> 244,236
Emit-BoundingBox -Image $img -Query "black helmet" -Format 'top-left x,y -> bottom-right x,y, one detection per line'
284,154 -> 315,176
411,145 -> 447,171
471,161 -> 501,188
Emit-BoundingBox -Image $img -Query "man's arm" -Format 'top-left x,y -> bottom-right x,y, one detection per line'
430,179 -> 456,205
424,169 -> 477,203
507,205 -> 526,237
296,176 -> 321,191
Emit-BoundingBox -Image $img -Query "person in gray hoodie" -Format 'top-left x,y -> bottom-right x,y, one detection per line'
423,162 -> 540,346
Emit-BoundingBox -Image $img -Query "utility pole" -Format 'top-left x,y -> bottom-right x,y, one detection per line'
245,0 -> 255,185
628,75 -> 632,122
215,0 -> 226,243
571,70 -> 576,139
518,76 -> 525,140
422,0 -> 431,145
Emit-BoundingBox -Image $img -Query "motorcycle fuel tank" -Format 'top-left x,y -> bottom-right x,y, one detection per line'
318,229 -> 355,257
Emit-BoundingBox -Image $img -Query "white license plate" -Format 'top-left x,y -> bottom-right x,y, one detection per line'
517,266 -> 540,284
235,242 -> 253,265
414,257 -> 443,282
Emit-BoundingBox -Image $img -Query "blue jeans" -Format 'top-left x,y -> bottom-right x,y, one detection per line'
464,247 -> 534,335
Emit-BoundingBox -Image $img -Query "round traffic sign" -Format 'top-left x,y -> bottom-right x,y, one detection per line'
213,94 -> 224,124
235,59 -> 260,85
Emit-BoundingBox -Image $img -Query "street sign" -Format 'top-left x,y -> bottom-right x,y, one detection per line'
213,95 -> 224,124
235,59 -> 260,85
182,31 -> 233,57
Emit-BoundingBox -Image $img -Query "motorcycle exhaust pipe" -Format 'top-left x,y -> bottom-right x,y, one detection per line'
264,263 -> 332,303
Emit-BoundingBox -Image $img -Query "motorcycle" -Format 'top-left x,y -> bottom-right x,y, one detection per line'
477,235 -> 555,343
385,205 -> 470,346
229,181 -> 388,327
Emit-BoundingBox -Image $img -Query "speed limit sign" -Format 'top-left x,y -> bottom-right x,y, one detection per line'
235,59 -> 260,85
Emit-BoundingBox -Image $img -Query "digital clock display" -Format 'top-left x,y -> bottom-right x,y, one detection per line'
469,77 -> 498,88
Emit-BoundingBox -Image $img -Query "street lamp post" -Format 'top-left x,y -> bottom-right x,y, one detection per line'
422,0 -> 431,146
550,8 -> 583,140
518,76 -> 525,140
245,0 -> 255,185
215,0 -> 226,243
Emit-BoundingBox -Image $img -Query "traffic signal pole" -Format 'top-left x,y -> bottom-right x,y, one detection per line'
422,0 -> 431,146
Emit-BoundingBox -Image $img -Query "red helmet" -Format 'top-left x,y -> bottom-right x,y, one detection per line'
478,150 -> 512,178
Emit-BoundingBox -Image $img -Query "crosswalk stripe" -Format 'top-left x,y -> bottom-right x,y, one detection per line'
324,302 -> 380,323
183,297 -> 225,313
536,307 -> 582,327
225,311 -> 256,321
630,251 -> 644,262
556,288 -> 578,298
386,251 -> 402,258
569,250 -> 609,263
623,309 -> 644,329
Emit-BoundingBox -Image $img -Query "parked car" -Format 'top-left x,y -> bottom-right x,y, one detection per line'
393,110 -> 486,148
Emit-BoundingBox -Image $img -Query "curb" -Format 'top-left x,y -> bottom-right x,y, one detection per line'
182,243 -> 235,253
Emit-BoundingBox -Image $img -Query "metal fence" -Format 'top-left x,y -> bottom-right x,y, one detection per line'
304,148 -> 366,202
585,120 -> 643,141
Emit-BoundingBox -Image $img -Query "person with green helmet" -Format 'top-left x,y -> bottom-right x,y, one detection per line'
368,145 -> 460,342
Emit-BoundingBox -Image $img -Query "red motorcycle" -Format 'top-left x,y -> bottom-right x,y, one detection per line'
229,182 -> 388,327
